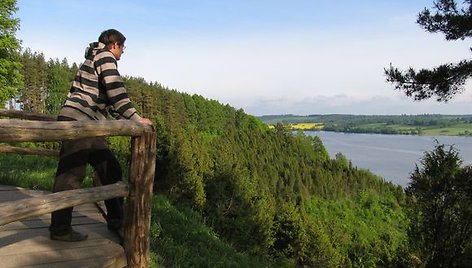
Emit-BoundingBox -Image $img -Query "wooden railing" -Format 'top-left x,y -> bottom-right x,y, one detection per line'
0,109 -> 157,268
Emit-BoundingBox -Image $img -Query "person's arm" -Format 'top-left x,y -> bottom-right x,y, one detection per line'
95,52 -> 151,125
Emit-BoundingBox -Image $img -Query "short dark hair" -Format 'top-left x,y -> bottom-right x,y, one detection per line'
98,29 -> 126,48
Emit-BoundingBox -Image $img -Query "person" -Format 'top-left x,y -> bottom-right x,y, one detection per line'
49,29 -> 152,242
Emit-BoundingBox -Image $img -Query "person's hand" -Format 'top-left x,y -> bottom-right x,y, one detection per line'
138,118 -> 153,125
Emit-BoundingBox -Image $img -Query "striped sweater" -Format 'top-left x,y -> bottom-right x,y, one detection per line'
59,42 -> 142,122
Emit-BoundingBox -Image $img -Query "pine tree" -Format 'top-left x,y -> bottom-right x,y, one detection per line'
385,0 -> 472,101
407,143 -> 472,266
19,49 -> 47,113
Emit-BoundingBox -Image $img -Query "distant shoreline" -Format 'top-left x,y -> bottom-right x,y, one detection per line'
259,114 -> 472,137
298,128 -> 472,137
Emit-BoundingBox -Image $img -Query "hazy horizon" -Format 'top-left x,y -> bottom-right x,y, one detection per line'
258,112 -> 472,116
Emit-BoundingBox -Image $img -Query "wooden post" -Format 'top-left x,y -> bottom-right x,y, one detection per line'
124,131 -> 157,268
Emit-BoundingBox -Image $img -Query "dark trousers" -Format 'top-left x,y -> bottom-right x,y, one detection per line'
49,135 -> 123,235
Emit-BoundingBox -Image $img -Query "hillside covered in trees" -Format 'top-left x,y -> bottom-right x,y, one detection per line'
0,43 -> 470,267
0,48 -> 414,267
3,52 -> 472,266
2,0 -> 472,266
0,42 -> 469,268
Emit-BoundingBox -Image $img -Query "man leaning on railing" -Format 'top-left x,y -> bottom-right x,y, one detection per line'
49,29 -> 152,242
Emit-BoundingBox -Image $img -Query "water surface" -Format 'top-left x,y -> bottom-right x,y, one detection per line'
304,131 -> 472,187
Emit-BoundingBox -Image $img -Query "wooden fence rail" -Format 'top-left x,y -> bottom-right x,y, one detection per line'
0,109 -> 157,268
0,119 -> 149,142
0,145 -> 59,157
0,109 -> 56,121
0,181 -> 128,226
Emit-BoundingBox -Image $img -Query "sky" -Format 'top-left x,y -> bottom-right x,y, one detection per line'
16,0 -> 472,116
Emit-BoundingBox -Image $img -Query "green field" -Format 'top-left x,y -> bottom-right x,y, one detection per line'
418,123 -> 472,136
354,123 -> 472,136
261,114 -> 472,136
290,122 -> 472,136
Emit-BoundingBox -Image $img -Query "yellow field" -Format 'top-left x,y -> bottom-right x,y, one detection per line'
291,123 -> 324,130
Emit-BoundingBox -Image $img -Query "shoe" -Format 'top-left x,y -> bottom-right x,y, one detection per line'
50,229 -> 88,242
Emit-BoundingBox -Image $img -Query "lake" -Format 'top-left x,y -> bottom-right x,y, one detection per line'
304,131 -> 472,187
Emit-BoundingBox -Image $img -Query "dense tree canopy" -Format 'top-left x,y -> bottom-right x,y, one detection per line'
10,48 -> 409,265
19,49 -> 47,113
4,1 -> 455,264
0,0 -> 23,107
406,144 -> 472,266
385,0 -> 472,101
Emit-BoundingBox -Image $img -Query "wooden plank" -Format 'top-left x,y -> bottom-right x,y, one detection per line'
0,189 -> 49,202
0,214 -> 104,231
0,201 -> 106,231
0,185 -> 21,191
0,184 -> 126,268
0,224 -> 119,251
0,221 -> 125,267
2,241 -> 124,267
20,255 -> 127,268
0,182 -> 128,226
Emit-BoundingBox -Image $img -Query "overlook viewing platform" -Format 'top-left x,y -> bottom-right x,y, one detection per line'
0,184 -> 125,267
0,109 -> 157,268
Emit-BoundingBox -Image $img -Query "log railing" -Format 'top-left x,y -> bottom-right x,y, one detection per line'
0,109 -> 156,268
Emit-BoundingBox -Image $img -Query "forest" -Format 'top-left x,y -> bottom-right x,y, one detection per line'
0,48 -> 470,267
2,50 -> 408,266
1,0 -> 472,266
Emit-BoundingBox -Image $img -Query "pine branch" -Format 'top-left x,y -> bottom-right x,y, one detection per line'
385,59 -> 472,102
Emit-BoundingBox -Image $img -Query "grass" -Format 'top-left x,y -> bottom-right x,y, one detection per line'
0,153 -> 273,267
150,195 -> 272,267
286,121 -> 472,136
375,123 -> 472,136
419,123 -> 472,136
0,153 -> 98,190
0,154 -> 59,190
